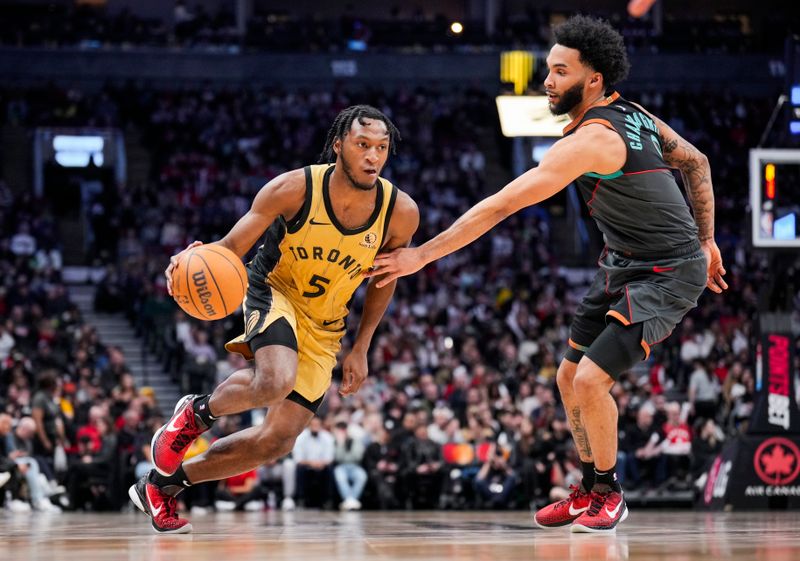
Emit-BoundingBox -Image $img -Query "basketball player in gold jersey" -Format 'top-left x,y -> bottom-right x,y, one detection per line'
128,105 -> 419,533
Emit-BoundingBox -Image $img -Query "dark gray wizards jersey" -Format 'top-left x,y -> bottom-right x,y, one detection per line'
562,91 -> 698,256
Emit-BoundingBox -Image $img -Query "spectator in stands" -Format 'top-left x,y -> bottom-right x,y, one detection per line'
619,406 -> 665,489
680,318 -> 714,366
100,346 -> 130,394
427,406 -> 455,445
215,469 -> 264,512
363,424 -> 400,509
0,416 -> 29,512
688,360 -> 721,421
293,416 -> 335,508
73,404 -> 106,455
10,222 -> 36,257
660,402 -> 692,489
0,323 -> 14,362
64,416 -> 117,510
722,361 -> 755,430
132,416 -> 159,480
110,373 -> 137,418
259,455 -> 296,511
1,414 -> 61,512
181,328 -> 217,394
401,423 -> 443,509
332,420 -> 367,511
546,447 -> 583,503
30,370 -> 62,460
692,417 -> 725,482
511,417 -> 547,506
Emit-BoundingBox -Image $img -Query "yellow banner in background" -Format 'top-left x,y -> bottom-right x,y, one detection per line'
500,51 -> 536,95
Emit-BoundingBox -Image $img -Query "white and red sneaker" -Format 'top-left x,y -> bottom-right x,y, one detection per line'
128,473 -> 192,534
534,485 -> 592,528
571,489 -> 628,533
151,395 -> 210,476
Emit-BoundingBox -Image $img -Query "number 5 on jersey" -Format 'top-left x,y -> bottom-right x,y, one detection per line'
303,274 -> 331,298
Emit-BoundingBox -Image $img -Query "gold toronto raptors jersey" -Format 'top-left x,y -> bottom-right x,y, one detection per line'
249,164 -> 397,326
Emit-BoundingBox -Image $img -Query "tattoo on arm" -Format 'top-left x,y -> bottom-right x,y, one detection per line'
658,127 -> 715,242
570,407 -> 593,461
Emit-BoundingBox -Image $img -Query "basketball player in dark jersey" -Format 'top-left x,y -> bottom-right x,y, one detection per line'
128,106 -> 419,533
367,16 -> 727,532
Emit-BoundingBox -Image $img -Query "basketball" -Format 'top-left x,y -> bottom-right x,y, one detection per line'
171,244 -> 247,320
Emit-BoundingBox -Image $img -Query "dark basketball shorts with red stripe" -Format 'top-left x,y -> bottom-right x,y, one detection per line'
567,242 -> 706,375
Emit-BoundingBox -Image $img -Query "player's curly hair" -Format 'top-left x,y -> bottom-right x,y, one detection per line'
553,15 -> 630,91
319,105 -> 401,164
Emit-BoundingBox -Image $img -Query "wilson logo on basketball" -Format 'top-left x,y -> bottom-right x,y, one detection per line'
192,271 -> 217,317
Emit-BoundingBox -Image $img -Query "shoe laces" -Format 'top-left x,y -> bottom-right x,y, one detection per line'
170,431 -> 196,452
162,494 -> 180,520
586,491 -> 609,517
168,408 -> 202,452
559,484 -> 587,507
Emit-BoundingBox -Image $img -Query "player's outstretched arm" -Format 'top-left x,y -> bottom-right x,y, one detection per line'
365,124 -> 624,288
164,169 -> 306,295
340,192 -> 419,396
634,103 -> 728,293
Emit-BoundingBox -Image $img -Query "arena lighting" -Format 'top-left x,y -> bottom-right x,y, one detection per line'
765,163 -> 776,199
495,95 -> 569,137
52,134 -> 105,167
450,21 -> 463,34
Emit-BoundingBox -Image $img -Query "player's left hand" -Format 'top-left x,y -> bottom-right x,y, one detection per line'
340,350 -> 368,396
364,247 -> 426,288
701,239 -> 728,293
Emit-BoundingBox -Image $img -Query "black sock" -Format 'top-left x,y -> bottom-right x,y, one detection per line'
193,394 -> 218,427
150,465 -> 192,496
593,465 -> 621,493
581,461 -> 595,491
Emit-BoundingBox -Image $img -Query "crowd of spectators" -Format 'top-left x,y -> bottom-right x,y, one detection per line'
1,74 -> 799,513
0,2 -> 794,54
0,178 -> 168,513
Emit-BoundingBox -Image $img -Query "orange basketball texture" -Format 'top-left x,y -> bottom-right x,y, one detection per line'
171,245 -> 247,320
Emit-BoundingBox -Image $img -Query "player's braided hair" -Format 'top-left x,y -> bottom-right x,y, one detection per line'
319,105 -> 401,163
553,15 -> 630,92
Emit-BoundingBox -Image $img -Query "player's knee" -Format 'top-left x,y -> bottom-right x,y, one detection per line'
255,427 -> 299,460
251,365 -> 295,404
572,365 -> 609,398
556,360 -> 578,395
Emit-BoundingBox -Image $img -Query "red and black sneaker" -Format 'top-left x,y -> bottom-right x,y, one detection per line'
571,489 -> 628,533
151,394 -> 210,476
534,484 -> 592,528
128,473 -> 192,534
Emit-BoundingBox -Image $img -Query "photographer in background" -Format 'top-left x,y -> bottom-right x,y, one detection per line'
474,442 -> 518,509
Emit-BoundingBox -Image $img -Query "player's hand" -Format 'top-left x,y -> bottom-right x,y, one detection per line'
165,240 -> 203,296
363,247 -> 426,288
700,240 -> 728,294
340,350 -> 368,396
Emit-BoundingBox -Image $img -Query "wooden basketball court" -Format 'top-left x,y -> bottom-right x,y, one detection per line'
1,510 -> 799,561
